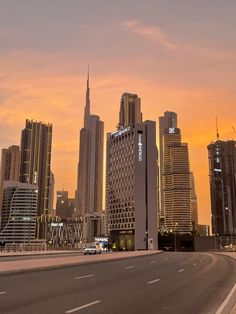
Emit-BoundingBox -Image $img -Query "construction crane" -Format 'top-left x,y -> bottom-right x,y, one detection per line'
232,126 -> 236,136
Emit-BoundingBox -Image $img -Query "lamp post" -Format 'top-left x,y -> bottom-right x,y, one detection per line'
174,223 -> 178,252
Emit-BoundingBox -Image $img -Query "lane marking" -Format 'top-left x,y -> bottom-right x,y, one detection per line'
74,274 -> 95,280
193,263 -> 197,266
148,279 -> 160,285
125,266 -> 135,269
216,283 -> 236,314
0,292 -> 6,295
65,300 -> 101,313
150,261 -> 156,264
178,269 -> 185,273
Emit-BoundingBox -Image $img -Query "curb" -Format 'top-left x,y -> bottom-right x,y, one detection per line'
0,251 -> 163,277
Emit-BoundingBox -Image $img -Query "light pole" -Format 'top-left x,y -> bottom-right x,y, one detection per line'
174,223 -> 178,252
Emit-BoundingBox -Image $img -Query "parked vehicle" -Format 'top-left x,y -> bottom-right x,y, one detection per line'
83,243 -> 102,255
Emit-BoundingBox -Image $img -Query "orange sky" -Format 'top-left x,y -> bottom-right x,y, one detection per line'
0,1 -> 236,227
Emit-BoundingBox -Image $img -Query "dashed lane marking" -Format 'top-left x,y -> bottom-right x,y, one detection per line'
65,300 -> 101,313
74,274 -> 95,280
148,279 -> 160,285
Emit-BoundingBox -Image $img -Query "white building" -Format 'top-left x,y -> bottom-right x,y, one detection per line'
0,181 -> 37,243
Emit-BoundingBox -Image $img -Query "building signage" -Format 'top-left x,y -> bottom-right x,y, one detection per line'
94,237 -> 108,242
168,128 -> 175,134
50,222 -> 63,227
33,171 -> 38,184
138,134 -> 143,161
111,126 -> 131,138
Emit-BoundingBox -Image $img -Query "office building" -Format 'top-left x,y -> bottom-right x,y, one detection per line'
208,140 -> 236,235
190,172 -> 198,231
48,171 -> 55,216
118,93 -> 142,129
56,191 -> 74,220
0,145 -> 20,223
0,181 -> 37,243
83,212 -> 105,243
19,119 -> 52,218
106,95 -> 158,250
77,71 -> 104,217
159,112 -> 177,219
160,113 -> 192,234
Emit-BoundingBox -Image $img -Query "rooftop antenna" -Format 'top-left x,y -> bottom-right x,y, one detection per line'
216,116 -> 220,141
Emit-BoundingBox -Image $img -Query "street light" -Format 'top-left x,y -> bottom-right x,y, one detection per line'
174,223 -> 178,252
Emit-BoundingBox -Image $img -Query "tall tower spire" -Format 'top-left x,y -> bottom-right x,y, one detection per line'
85,65 -> 90,115
84,65 -> 90,128
216,116 -> 220,141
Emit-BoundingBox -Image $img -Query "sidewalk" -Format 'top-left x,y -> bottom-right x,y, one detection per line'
0,250 -> 161,275
215,252 -> 236,314
0,249 -> 81,257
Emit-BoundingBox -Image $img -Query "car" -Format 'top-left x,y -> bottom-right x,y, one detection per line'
83,244 -> 102,255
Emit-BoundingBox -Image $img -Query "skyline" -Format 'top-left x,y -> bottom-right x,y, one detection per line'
1,1 -> 236,226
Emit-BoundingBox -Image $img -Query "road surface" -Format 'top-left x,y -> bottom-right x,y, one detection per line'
0,252 -> 235,314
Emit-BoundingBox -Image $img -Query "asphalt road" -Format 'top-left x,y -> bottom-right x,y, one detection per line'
0,252 -> 235,314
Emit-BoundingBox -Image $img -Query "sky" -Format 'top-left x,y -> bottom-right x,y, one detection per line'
0,0 -> 236,226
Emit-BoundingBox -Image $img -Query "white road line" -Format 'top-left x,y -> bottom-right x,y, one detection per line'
74,274 -> 95,280
0,292 -> 6,295
216,283 -> 236,314
125,266 -> 135,269
65,300 -> 101,313
193,263 -> 197,266
148,279 -> 160,285
150,261 -> 156,264
178,269 -> 185,273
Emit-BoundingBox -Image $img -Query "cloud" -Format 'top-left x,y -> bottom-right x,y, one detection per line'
123,20 -> 236,62
123,20 -> 176,51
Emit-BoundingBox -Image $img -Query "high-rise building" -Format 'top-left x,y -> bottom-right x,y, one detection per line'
0,145 -> 20,223
159,112 -> 177,218
0,181 -> 37,243
160,113 -> 191,234
56,190 -> 74,220
77,71 -> 104,217
208,140 -> 236,235
118,93 -> 142,129
106,94 -> 158,250
48,171 -> 55,216
19,119 -> 52,218
190,172 -> 198,231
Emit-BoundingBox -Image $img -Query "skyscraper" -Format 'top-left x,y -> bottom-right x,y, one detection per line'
19,119 -> 52,218
159,112 -> 177,218
106,94 -> 158,250
56,190 -> 74,220
190,172 -> 198,231
0,181 -> 37,243
208,140 -> 236,236
77,71 -> 104,217
48,171 -> 55,217
0,145 -> 20,223
160,112 -> 192,234
118,93 -> 142,129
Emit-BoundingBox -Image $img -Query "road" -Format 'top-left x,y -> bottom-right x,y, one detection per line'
0,252 -> 235,314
